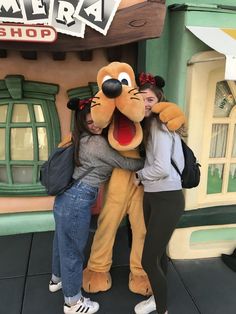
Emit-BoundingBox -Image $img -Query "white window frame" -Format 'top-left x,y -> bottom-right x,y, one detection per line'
185,50 -> 236,209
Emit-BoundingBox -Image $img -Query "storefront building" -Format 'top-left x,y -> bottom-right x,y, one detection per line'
1,0 -> 236,261
0,0 -> 166,232
139,0 -> 236,259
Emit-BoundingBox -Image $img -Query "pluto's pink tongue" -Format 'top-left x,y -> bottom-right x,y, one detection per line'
113,110 -> 135,145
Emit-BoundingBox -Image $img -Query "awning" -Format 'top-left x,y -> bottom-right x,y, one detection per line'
187,26 -> 236,80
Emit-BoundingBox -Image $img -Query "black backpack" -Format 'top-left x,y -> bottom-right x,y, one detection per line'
40,144 -> 75,196
171,139 -> 201,189
40,143 -> 95,196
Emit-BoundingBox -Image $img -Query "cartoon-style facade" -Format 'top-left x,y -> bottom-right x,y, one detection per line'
141,0 -> 236,259
0,0 -> 166,232
1,0 -> 236,263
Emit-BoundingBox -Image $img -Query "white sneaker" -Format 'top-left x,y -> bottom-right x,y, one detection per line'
49,280 -> 62,292
64,296 -> 99,314
134,295 -> 156,314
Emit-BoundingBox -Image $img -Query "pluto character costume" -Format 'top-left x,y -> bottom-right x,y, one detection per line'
82,62 -> 186,296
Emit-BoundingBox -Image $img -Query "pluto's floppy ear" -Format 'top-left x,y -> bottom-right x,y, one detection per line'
152,102 -> 186,132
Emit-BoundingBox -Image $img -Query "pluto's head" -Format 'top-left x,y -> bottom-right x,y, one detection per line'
91,62 -> 144,151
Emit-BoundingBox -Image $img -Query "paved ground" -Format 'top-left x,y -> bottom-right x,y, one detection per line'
0,223 -> 236,314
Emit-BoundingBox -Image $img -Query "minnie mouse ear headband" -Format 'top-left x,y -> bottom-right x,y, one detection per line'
67,97 -> 92,111
137,72 -> 165,90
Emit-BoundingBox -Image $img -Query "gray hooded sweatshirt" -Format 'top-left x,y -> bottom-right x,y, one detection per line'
136,119 -> 184,192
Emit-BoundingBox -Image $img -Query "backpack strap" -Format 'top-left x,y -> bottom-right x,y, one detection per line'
67,167 -> 95,190
77,167 -> 95,180
72,167 -> 95,184
171,158 -> 182,177
170,133 -> 182,177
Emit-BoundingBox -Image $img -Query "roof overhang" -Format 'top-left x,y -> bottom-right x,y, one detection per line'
187,26 -> 236,80
0,0 -> 166,53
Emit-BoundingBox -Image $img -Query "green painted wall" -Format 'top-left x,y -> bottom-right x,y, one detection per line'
0,212 -> 55,236
190,227 -> 236,244
138,1 -> 236,109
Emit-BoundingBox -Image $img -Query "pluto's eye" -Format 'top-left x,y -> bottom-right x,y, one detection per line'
118,72 -> 132,86
102,75 -> 112,84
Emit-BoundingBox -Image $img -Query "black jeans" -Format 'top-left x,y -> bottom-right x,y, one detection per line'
142,190 -> 185,314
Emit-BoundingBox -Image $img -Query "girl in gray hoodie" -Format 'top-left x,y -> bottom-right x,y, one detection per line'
134,74 -> 185,314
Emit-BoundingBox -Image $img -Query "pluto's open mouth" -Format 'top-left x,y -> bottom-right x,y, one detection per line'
113,109 -> 136,145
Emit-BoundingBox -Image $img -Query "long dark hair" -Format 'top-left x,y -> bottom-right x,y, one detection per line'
67,98 -> 92,166
137,74 -> 166,147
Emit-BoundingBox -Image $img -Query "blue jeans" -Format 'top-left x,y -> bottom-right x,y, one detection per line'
52,180 -> 98,305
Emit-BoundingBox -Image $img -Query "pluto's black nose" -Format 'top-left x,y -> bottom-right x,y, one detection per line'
102,79 -> 122,98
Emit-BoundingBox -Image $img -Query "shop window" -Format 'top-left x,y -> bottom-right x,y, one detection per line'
186,51 -> 236,209
0,75 -> 60,196
207,81 -> 236,194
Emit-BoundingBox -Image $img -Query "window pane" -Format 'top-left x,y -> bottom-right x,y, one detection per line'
0,105 -> 7,122
12,166 -> 33,183
232,125 -> 236,157
12,104 -> 30,122
0,166 -> 8,183
11,128 -> 33,160
213,81 -> 235,117
38,127 -> 48,160
228,164 -> 236,192
34,105 -> 45,122
209,124 -> 228,158
0,129 -> 5,160
207,164 -> 224,194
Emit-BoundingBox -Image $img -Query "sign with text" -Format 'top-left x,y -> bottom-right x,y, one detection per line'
0,23 -> 57,42
0,0 -> 121,40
